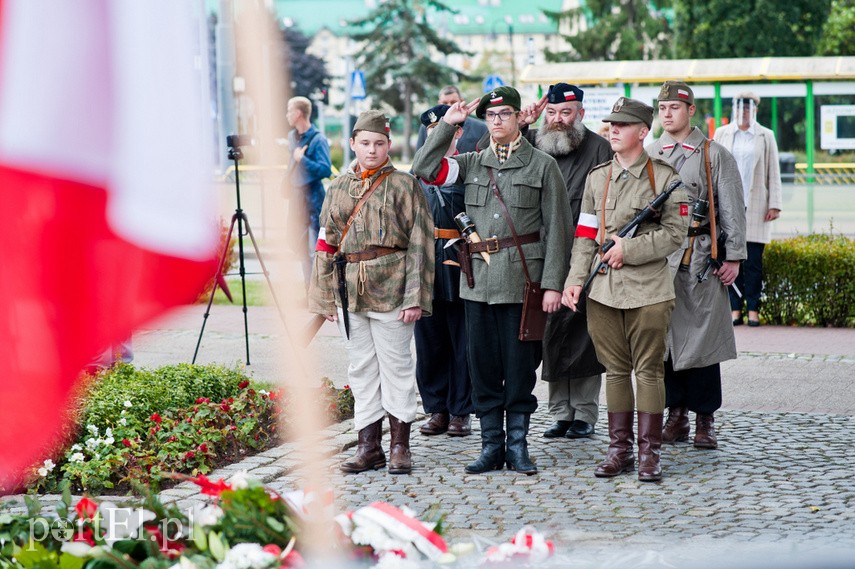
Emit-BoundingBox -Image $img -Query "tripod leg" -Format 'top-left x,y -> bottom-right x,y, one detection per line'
192,214 -> 239,364
241,214 -> 286,321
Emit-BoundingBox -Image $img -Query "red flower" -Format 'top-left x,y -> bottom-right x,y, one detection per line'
75,497 -> 98,521
122,438 -> 132,447
73,526 -> 96,546
185,451 -> 195,459
199,443 -> 209,452
282,550 -> 305,568
145,525 -> 187,559
238,380 -> 250,389
191,474 -> 232,496
220,403 -> 231,412
263,544 -> 282,556
196,397 -> 210,404
150,413 -> 162,423
343,384 -> 350,390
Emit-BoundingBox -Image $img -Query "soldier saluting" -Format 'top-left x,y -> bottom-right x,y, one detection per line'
309,110 -> 434,476
413,86 -> 569,476
563,98 -> 689,482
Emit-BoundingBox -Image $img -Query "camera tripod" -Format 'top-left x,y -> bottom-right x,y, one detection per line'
192,138 -> 283,365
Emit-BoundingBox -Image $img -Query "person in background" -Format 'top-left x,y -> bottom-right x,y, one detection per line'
309,110 -> 434,476
415,85 -> 488,153
563,97 -> 688,482
413,104 -> 473,439
713,92 -> 783,327
286,96 -> 332,287
648,81 -> 746,452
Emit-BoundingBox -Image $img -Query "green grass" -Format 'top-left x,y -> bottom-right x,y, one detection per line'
211,278 -> 271,306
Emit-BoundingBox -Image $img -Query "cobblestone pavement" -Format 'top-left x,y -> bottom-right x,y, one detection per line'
7,304 -> 855,567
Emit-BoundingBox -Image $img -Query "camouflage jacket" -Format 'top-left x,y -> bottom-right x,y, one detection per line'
308,161 -> 435,316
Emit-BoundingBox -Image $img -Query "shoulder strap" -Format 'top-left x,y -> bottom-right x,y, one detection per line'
598,166 -> 613,258
486,167 -> 533,284
645,159 -> 658,198
338,170 -> 393,251
301,130 -> 320,149
704,140 -> 718,259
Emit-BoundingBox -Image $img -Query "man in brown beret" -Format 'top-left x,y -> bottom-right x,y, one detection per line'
563,97 -> 689,482
648,81 -> 746,452
309,109 -> 435,475
412,86 -> 569,476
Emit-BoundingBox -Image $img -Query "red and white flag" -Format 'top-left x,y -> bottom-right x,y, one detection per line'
0,0 -> 217,488
575,212 -> 599,241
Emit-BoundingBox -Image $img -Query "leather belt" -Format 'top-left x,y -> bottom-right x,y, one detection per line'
434,228 -> 461,240
343,246 -> 403,263
687,226 -> 711,237
468,231 -> 539,254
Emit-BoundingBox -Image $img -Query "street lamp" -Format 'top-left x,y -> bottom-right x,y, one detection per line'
490,17 -> 515,86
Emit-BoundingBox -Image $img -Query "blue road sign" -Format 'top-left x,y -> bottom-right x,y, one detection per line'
482,74 -> 505,93
351,70 -> 366,100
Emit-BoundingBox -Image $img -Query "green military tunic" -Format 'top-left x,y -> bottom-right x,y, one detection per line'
308,161 -> 434,316
412,120 -> 569,300
565,152 -> 689,305
648,127 -> 747,371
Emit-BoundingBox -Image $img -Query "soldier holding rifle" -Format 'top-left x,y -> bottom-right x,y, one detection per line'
648,82 -> 746,452
308,110 -> 434,475
562,98 -> 688,482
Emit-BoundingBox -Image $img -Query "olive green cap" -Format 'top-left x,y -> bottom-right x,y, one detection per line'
475,86 -> 521,119
602,97 -> 654,129
352,109 -> 391,138
657,81 -> 695,105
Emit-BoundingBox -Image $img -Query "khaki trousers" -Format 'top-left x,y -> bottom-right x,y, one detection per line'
342,307 -> 418,430
546,375 -> 601,424
586,299 -> 674,414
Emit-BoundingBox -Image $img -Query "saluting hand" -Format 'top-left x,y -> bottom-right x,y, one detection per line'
443,98 -> 480,126
518,95 -> 548,127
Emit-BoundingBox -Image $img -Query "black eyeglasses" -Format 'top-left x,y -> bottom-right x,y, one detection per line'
485,110 -> 515,122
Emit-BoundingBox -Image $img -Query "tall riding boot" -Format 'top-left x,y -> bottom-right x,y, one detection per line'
662,406 -> 689,443
594,411 -> 635,478
465,409 -> 505,474
637,412 -> 663,482
505,413 -> 537,475
388,416 -> 412,475
694,413 -> 718,449
340,419 -> 386,473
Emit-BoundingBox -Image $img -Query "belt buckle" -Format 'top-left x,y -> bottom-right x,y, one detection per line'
485,236 -> 500,254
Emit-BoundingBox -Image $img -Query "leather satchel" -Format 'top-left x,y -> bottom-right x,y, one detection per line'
486,168 -> 547,342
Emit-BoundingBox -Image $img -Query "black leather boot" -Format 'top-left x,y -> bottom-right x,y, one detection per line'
388,415 -> 412,475
340,419 -> 386,473
505,412 -> 537,475
465,409 -> 505,474
594,411 -> 635,478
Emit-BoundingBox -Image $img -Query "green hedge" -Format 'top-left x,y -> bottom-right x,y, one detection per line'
763,233 -> 855,327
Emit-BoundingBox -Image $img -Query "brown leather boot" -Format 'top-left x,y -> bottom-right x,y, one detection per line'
662,406 -> 690,443
419,412 -> 449,436
637,412 -> 663,482
388,416 -> 412,475
447,415 -> 472,436
340,419 -> 386,473
694,413 -> 718,449
594,412 -> 635,478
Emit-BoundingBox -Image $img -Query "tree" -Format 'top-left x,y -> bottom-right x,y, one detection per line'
816,0 -> 855,56
672,0 -> 832,58
544,0 -> 674,62
348,0 -> 472,161
281,26 -> 329,120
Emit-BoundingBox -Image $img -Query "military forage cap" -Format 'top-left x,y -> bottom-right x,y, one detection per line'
658,81 -> 695,105
352,109 -> 391,138
475,86 -> 521,119
602,97 -> 654,129
420,104 -> 462,128
547,83 -> 584,104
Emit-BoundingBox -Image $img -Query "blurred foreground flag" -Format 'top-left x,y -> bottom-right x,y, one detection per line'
0,0 -> 218,490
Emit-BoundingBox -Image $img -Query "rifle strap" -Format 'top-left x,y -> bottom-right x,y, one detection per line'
597,160 -> 658,261
704,140 -> 718,260
337,169 -> 393,252
486,167 -> 534,285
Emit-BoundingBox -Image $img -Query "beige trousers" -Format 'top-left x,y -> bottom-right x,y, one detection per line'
547,374 -> 602,425
342,307 -> 418,431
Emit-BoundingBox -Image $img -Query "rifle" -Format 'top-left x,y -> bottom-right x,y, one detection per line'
679,198 -> 709,272
583,179 -> 684,292
334,254 -> 350,339
696,230 -> 743,298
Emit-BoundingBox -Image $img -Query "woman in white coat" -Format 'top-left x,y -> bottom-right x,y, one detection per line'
713,92 -> 783,326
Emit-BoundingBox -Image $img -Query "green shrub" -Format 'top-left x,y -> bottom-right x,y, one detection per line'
763,233 -> 855,327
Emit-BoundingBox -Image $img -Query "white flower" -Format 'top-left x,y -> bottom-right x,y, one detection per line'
215,543 -> 276,569
70,452 -> 85,463
105,428 -> 113,438
43,459 -> 56,470
71,444 -> 83,451
37,467 -> 49,477
86,424 -> 99,435
227,470 -> 252,490
124,400 -> 133,408
376,551 -> 420,569
191,503 -> 224,528
99,503 -> 156,546
104,437 -> 115,446
85,438 -> 100,451
258,390 -> 269,396
118,418 -> 127,426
